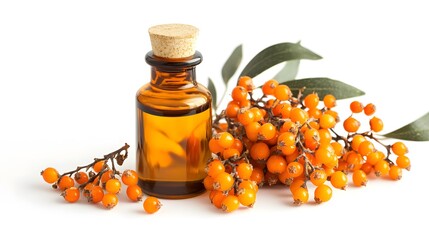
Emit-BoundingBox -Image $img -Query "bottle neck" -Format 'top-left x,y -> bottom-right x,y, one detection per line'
145,51 -> 202,90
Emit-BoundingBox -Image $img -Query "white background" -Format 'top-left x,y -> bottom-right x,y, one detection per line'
1,0 -> 428,239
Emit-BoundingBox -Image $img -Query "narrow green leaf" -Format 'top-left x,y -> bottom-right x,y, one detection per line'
273,60 -> 301,83
382,112 -> 429,141
284,78 -> 365,99
239,42 -> 322,79
222,45 -> 243,85
207,78 -> 217,111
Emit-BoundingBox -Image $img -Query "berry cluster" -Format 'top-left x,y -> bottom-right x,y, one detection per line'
41,144 -> 161,214
206,76 -> 411,211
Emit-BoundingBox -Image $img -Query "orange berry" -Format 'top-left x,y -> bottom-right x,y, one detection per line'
58,175 -> 75,190
396,155 -> 411,170
352,170 -> 368,187
318,129 -> 332,145
374,160 -> 390,177
105,178 -> 121,194
221,195 -> 240,212
126,185 -> 143,201
304,93 -> 319,109
319,113 -> 336,129
330,171 -> 348,190
358,140 -> 375,157
364,103 -> 376,116
236,162 -> 253,180
290,107 -> 308,124
203,175 -> 215,191
206,160 -> 225,178
93,160 -> 105,173
237,76 -> 254,92
307,108 -> 322,119
250,167 -> 264,185
323,94 -> 336,108
272,103 -> 292,118
314,184 -> 332,203
231,86 -> 248,102
121,169 -> 138,186
360,162 -> 373,175
238,180 -> 259,192
61,187 -> 80,203
367,151 -> 384,165
86,185 -> 104,203
343,117 -> 360,132
370,116 -> 384,132
250,142 -> 270,161
245,121 -> 261,142
143,196 -> 162,214
310,169 -> 327,186
389,165 -> 402,180
237,109 -> 255,126
258,122 -> 276,141
73,172 -> 89,185
102,193 -> 118,209
101,170 -> 114,185
41,167 -> 59,184
350,101 -> 363,113
217,132 -> 234,149
277,132 -> 296,148
262,79 -> 279,95
209,138 -> 224,154
250,107 -> 264,122
237,188 -> 256,207
267,155 -> 287,174
280,121 -> 297,133
292,187 -> 309,205
391,142 -> 408,156
351,135 -> 366,152
286,161 -> 304,178
213,172 -> 234,191
274,85 -> 292,101
225,101 -> 240,118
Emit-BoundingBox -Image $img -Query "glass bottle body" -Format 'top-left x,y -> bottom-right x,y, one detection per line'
136,51 -> 212,199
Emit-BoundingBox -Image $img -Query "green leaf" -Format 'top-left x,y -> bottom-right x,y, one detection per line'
222,45 -> 243,85
382,112 -> 429,141
273,60 -> 301,83
284,78 -> 365,99
208,78 -> 217,111
239,42 -> 322,79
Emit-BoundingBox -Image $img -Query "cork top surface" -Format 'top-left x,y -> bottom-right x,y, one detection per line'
148,24 -> 199,59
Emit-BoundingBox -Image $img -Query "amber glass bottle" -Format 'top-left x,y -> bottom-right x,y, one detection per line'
136,24 -> 212,199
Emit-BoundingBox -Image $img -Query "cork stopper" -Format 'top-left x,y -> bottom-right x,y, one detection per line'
148,24 -> 198,59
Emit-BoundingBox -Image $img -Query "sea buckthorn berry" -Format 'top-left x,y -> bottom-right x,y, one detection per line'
221,195 -> 240,213
267,155 -> 287,174
391,142 -> 408,156
203,175 -> 215,191
250,167 -> 264,185
236,163 -> 253,180
330,171 -> 348,190
367,151 -> 384,165
318,129 -> 332,145
250,107 -> 264,122
61,187 -> 80,203
237,188 -> 256,207
209,138 -> 224,154
280,144 -> 297,156
304,128 -> 320,150
245,122 -> 261,142
374,160 -> 390,177
211,190 -> 226,208
238,76 -> 255,92
350,101 -> 363,113
262,79 -> 279,95
280,121 -> 297,133
325,110 -> 340,122
250,142 -> 270,161
351,135 -> 366,152
331,142 -> 344,157
396,155 -> 411,170
360,162 -> 373,175
346,151 -> 363,171
274,85 -> 292,101
352,170 -> 368,187
231,86 -> 248,102
304,93 -> 319,109
323,94 -> 336,108
277,132 -> 296,148
102,193 -> 118,209
58,176 -> 75,191
238,180 -> 259,192
222,148 -> 240,159
278,169 -> 292,185
101,170 -> 114,185
290,107 -> 308,124
41,167 -> 59,184
87,185 -> 104,203
319,113 -> 336,129
370,116 -> 384,132
93,160 -> 105,173
272,103 -> 292,118
231,138 -> 243,154
143,196 -> 162,214
83,183 -> 95,198
286,161 -> 304,178
292,187 -> 309,205
226,101 -> 240,119
126,185 -> 143,201
289,179 -> 306,194
315,146 -> 336,166
307,108 -> 322,119
314,184 -> 333,204
258,123 -> 276,140
121,169 -> 138,186
217,132 -> 234,149
364,103 -> 376,116
310,169 -> 328,186
237,109 -> 255,126
206,160 -> 225,178
358,140 -> 375,157
389,165 -> 402,180
213,172 -> 234,191
74,172 -> 89,185
343,117 -> 360,133
105,178 -> 121,194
